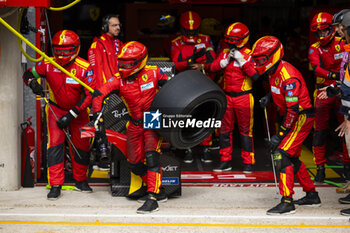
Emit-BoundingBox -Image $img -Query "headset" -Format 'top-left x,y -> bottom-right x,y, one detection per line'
102,14 -> 120,33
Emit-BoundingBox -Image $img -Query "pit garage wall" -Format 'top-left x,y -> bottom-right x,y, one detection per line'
0,11 -> 23,190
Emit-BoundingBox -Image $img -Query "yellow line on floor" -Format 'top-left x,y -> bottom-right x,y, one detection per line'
0,221 -> 349,228
300,146 -> 340,178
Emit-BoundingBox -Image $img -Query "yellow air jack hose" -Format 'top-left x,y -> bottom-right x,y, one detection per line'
48,0 -> 82,11
17,8 -> 44,62
0,16 -> 94,92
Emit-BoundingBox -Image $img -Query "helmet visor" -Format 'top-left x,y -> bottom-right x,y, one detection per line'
53,46 -> 77,57
314,26 -> 332,38
118,59 -> 137,70
253,55 -> 269,67
181,27 -> 199,37
224,35 -> 240,45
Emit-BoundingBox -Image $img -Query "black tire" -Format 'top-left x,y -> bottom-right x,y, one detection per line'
151,70 -> 227,149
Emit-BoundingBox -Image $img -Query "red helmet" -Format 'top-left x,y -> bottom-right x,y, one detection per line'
180,11 -> 201,43
224,22 -> 249,49
118,41 -> 148,78
310,12 -> 335,46
251,36 -> 284,75
52,30 -> 80,66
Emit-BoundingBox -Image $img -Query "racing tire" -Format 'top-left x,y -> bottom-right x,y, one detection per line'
151,70 -> 226,149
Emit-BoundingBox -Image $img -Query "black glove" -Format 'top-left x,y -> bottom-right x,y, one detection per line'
28,79 -> 44,97
269,126 -> 290,152
328,71 -> 340,80
187,48 -> 206,65
56,108 -> 79,129
326,85 -> 341,97
259,93 -> 272,108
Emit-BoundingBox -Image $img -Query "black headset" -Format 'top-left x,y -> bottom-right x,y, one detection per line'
102,14 -> 120,33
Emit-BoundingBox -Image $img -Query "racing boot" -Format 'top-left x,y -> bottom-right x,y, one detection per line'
314,165 -> 325,184
136,193 -> 159,214
344,164 -> 350,181
293,191 -> 321,207
75,180 -> 93,193
47,185 -> 61,200
340,208 -> 350,216
243,164 -> 254,173
266,197 -> 296,215
213,161 -> 232,172
201,147 -> 213,163
183,148 -> 194,164
338,194 -> 350,204
138,187 -> 168,203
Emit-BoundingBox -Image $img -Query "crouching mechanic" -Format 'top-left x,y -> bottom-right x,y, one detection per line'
92,41 -> 169,214
251,36 -> 321,215
22,30 -> 96,200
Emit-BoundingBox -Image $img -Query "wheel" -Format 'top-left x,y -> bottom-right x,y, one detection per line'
151,70 -> 226,149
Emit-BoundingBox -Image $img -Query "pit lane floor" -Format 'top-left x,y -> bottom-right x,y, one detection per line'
0,184 -> 349,233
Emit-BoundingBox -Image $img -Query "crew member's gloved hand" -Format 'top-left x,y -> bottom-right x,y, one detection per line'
28,79 -> 45,97
56,107 -> 79,129
187,48 -> 206,66
259,93 -> 271,108
326,85 -> 341,97
232,50 -> 247,67
220,57 -> 230,68
269,127 -> 289,152
269,134 -> 282,152
328,71 -> 340,80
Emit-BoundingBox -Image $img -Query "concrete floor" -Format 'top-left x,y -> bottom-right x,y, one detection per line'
0,184 -> 349,232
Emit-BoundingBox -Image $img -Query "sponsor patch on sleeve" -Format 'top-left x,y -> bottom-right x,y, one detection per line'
108,78 -> 114,82
309,49 -> 314,54
85,69 -> 94,77
283,82 -> 296,91
285,96 -> 298,102
271,86 -> 280,94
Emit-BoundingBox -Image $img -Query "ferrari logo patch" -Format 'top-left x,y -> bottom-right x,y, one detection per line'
89,8 -> 100,22
197,38 -> 201,43
335,45 -> 340,52
142,74 -> 148,82
275,77 -> 279,86
71,69 -> 76,76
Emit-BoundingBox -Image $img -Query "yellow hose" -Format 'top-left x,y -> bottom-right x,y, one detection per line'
0,16 -> 94,92
17,8 -> 44,62
48,0 -> 82,11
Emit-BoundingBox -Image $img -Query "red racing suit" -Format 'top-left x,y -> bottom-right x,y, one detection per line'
23,57 -> 95,186
88,33 -> 123,88
171,33 -> 216,146
210,47 -> 258,165
269,61 -> 315,197
308,37 -> 348,166
93,66 -> 169,194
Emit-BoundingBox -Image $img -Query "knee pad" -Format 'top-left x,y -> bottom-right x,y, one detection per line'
290,157 -> 302,174
273,149 -> 292,173
128,162 -> 147,177
313,129 -> 327,147
219,132 -> 231,149
240,134 -> 253,152
145,151 -> 160,173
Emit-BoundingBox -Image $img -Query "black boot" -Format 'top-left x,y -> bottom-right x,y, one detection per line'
314,165 -> 325,184
243,164 -> 254,173
138,188 -> 167,203
293,191 -> 321,206
339,194 -> 350,204
266,197 -> 296,215
75,180 -> 93,193
136,193 -> 159,214
213,161 -> 232,172
340,207 -> 350,216
47,185 -> 61,200
201,147 -> 212,163
344,164 -> 350,181
183,149 -> 194,164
